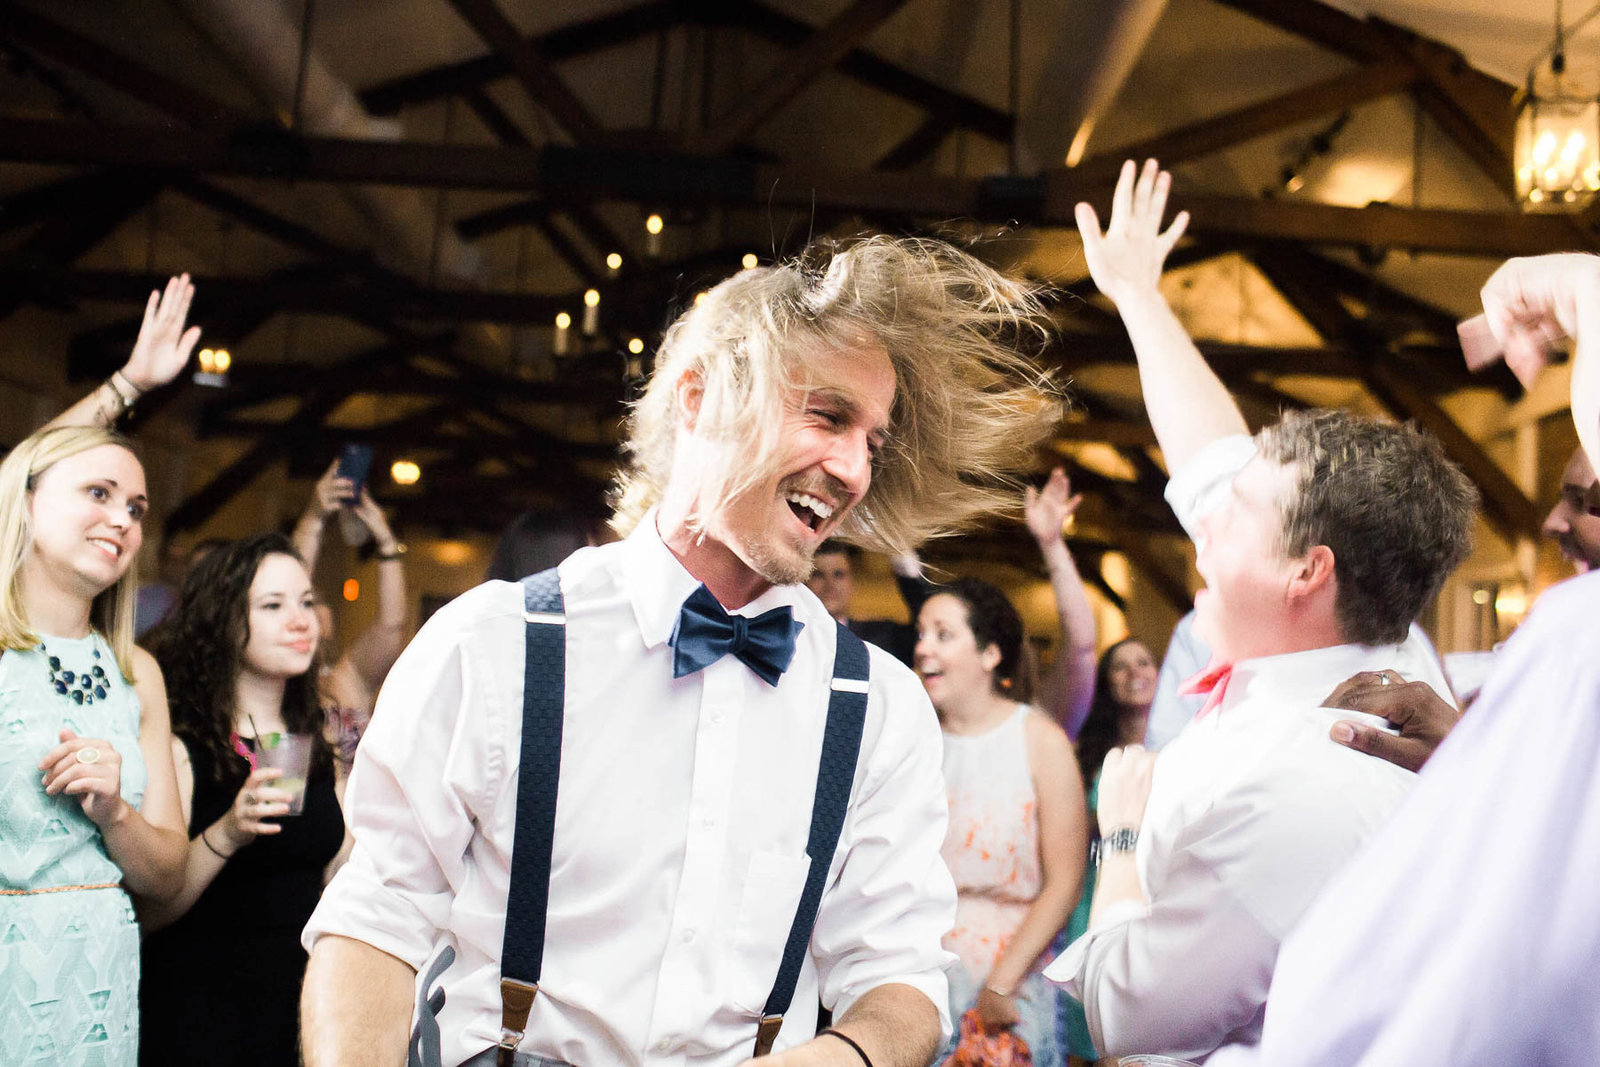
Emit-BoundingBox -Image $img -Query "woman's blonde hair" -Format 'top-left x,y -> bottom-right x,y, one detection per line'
612,234 -> 1063,555
0,425 -> 142,680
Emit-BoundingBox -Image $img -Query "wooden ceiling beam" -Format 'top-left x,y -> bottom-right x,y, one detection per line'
361,0 -> 1011,145
1209,0 -> 1396,66
1249,245 -> 1542,543
361,1 -> 682,115
685,0 -> 914,156
442,0 -> 602,144
0,6 -> 249,131
729,1 -> 1011,143
1073,63 -> 1418,180
5,118 -> 1585,258
165,345 -> 409,532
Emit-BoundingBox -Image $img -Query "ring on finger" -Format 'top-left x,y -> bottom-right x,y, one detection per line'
76,747 -> 101,765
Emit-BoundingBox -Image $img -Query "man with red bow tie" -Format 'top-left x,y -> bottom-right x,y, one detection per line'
1043,160 -> 1477,1063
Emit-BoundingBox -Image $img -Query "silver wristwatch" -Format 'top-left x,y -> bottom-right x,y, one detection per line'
1094,826 -> 1139,866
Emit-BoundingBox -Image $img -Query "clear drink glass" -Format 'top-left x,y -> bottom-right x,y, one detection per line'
257,733 -> 313,815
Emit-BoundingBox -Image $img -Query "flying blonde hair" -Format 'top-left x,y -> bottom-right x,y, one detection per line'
612,234 -> 1063,555
0,425 -> 142,680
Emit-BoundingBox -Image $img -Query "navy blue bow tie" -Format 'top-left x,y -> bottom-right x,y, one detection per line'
668,584 -> 804,687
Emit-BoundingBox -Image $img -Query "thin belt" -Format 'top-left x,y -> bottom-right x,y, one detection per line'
0,881 -> 121,896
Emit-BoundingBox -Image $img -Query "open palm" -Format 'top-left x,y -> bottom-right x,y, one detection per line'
1075,159 -> 1189,307
122,273 -> 202,392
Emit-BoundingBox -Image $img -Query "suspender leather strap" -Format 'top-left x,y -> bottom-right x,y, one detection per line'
752,623 -> 871,1057
499,570 -> 567,1067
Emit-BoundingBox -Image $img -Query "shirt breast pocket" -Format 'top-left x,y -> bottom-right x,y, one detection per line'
724,849 -> 813,1015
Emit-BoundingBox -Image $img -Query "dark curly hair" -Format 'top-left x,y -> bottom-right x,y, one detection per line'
151,533 -> 328,780
1075,637 -> 1149,783
938,577 -> 1034,703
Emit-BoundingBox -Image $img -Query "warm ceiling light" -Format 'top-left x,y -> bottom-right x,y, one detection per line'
390,459 -> 421,486
555,311 -> 572,329
694,291 -> 708,306
628,337 -> 645,354
342,578 -> 360,602
212,349 -> 231,372
645,214 -> 664,235
606,252 -> 623,270
1516,10 -> 1600,211
583,288 -> 600,307
742,253 -> 759,270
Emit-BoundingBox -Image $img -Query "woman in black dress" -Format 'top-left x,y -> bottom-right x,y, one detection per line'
138,534 -> 347,1065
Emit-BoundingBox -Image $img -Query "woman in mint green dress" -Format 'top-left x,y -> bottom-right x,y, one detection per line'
0,425 -> 189,1066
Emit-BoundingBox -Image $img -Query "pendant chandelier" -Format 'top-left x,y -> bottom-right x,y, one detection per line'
1516,1 -> 1600,210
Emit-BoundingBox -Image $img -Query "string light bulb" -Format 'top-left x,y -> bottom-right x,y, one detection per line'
742,253 -> 759,270
645,213 -> 664,256
390,459 -> 421,486
553,311 -> 571,356
627,337 -> 645,354
582,289 -> 600,335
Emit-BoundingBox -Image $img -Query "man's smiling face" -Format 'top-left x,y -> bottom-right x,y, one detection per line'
705,341 -> 895,590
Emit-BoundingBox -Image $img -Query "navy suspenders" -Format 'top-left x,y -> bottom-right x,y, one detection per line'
496,569 -> 568,1064
495,569 -> 871,1065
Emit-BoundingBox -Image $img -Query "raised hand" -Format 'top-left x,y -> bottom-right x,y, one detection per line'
350,489 -> 397,548
1477,253 -> 1600,386
122,274 -> 202,393
1024,466 -> 1082,547
311,459 -> 355,517
1075,159 -> 1189,307
40,728 -> 128,829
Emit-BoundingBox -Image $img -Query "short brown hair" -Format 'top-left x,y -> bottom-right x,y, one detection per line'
1255,409 -> 1477,645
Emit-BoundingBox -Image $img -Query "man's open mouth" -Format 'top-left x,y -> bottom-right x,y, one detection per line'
786,491 -> 835,532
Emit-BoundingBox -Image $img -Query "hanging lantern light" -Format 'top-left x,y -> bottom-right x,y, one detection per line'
1515,2 -> 1600,211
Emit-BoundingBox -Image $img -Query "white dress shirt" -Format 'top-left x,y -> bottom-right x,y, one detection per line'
1045,435 -> 1449,1062
1208,570 -> 1600,1067
303,513 -> 957,1067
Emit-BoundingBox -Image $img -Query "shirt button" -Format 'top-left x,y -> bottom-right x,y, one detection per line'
682,928 -> 696,942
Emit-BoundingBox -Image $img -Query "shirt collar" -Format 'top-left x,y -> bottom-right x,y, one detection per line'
618,508 -> 823,650
1218,634 -> 1453,718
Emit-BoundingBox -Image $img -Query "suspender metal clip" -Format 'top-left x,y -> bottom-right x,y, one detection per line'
498,978 -> 539,1066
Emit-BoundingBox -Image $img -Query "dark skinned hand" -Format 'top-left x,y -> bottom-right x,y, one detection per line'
1324,669 -> 1460,773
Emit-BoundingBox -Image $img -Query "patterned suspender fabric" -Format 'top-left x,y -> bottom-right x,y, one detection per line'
497,572 -> 871,1063
751,622 -> 871,1056
496,570 -> 566,1066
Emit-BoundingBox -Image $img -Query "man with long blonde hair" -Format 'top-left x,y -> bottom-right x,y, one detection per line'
303,235 -> 1062,1067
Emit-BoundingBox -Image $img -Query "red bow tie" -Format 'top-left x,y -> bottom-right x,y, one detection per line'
1179,658 -> 1235,720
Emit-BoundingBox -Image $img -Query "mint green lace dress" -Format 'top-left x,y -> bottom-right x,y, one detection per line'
0,634 -> 147,1066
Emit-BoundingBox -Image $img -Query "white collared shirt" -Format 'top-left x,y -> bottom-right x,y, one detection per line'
1046,435 -> 1449,1062
1207,571 -> 1600,1067
303,514 -> 956,1067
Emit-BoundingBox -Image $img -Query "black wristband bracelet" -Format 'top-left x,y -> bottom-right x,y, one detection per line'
199,828 -> 234,860
818,1028 -> 873,1067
